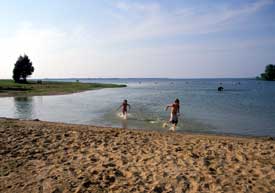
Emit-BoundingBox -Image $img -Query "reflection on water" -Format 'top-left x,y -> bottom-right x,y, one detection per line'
13,97 -> 35,119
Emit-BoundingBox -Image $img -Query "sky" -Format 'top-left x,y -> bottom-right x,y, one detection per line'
0,0 -> 274,79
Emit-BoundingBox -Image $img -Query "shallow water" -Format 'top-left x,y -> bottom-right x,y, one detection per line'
0,78 -> 274,137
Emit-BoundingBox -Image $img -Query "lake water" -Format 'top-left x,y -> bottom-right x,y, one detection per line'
0,78 -> 274,137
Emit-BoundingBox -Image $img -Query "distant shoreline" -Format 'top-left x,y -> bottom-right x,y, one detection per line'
30,77 -> 259,80
0,79 -> 126,98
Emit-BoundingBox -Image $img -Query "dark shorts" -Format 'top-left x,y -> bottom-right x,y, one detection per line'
170,114 -> 178,125
171,119 -> 178,124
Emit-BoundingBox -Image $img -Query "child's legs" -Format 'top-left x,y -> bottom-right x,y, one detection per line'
172,119 -> 178,129
122,110 -> 127,119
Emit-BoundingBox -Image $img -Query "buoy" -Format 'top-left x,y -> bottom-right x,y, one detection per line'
218,86 -> 224,91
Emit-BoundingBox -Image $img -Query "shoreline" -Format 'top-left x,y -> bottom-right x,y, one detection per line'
1,117 -> 274,140
1,118 -> 275,192
0,79 -> 126,98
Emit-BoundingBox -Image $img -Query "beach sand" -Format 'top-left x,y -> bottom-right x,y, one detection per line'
1,118 -> 275,193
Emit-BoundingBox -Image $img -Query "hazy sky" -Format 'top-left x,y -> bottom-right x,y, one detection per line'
0,0 -> 274,78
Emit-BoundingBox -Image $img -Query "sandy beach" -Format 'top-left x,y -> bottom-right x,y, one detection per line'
1,118 -> 275,193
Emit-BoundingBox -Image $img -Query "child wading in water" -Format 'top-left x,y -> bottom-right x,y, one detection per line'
117,99 -> 131,119
164,98 -> 180,131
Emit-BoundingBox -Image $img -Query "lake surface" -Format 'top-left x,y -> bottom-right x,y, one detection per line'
0,78 -> 274,137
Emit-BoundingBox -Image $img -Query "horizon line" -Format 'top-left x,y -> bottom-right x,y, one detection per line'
31,77 -> 258,80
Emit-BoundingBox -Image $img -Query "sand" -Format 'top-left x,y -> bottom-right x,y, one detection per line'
1,118 -> 275,193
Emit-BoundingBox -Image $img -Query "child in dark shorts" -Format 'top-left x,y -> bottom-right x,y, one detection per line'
165,98 -> 180,131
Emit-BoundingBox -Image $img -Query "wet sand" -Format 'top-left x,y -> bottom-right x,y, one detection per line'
1,118 -> 275,193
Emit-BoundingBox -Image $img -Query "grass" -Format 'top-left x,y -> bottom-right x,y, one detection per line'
0,79 -> 126,97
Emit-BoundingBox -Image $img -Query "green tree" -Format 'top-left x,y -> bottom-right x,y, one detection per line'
13,55 -> 34,83
261,64 -> 275,81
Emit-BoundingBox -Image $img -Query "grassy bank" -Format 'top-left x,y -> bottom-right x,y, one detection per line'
0,79 -> 126,97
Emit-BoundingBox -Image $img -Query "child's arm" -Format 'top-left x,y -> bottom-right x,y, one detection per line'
165,105 -> 171,111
